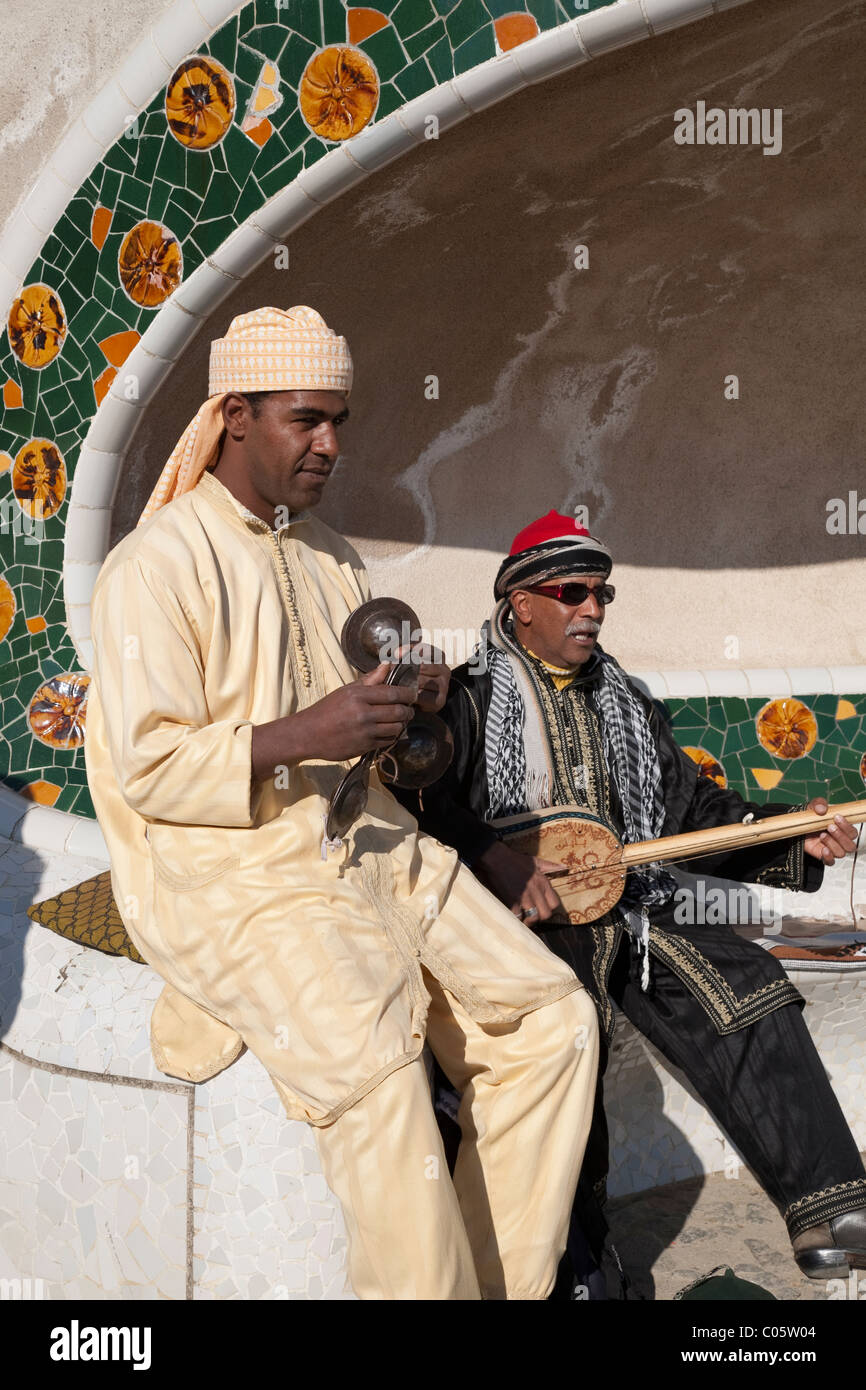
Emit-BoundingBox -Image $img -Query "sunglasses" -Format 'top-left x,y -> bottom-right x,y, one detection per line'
523,581 -> 616,607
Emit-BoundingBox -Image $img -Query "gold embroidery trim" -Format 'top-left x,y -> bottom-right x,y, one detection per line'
265,533 -> 313,692
784,1178 -> 866,1238
588,913 -> 621,1040
648,927 -> 803,1035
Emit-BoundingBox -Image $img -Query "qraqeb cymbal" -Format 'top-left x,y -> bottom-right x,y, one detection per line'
341,598 -> 420,673
332,598 -> 454,814
376,710 -> 455,790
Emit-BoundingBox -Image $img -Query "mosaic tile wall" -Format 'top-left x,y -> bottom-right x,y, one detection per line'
666,695 -> 866,805
0,0 -> 864,821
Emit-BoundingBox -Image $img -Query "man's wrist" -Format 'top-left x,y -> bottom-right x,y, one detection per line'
251,712 -> 309,783
471,835 -> 506,869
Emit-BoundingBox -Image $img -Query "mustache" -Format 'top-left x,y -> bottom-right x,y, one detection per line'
565,620 -> 601,636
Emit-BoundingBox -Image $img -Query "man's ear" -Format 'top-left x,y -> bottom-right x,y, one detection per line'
510,590 -> 532,625
221,392 -> 251,439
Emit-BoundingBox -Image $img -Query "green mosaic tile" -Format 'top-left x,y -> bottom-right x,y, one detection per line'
484,0 -> 526,15
454,25 -> 496,72
65,243 -> 100,303
321,0 -> 347,44
71,784 -> 96,818
245,22 -> 296,62
445,0 -> 489,48
434,0 -> 461,13
258,150 -> 305,200
205,14 -> 240,69
98,168 -> 123,205
102,137 -> 137,178
236,40 -> 268,87
281,0 -> 321,45
526,0 -> 558,31
190,216 -> 240,261
126,136 -> 160,187
396,54 -> 437,99
405,18 -> 447,59
359,24 -> 409,80
367,80 -> 401,118
67,298 -> 104,344
232,173 -> 268,226
696,727 -> 724,758
393,0 -> 438,36
153,136 -> 191,190
281,29 -> 319,84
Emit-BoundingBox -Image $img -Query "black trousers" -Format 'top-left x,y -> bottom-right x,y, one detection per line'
565,927 -> 866,1242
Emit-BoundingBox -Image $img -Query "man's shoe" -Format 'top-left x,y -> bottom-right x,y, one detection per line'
792,1206 -> 866,1279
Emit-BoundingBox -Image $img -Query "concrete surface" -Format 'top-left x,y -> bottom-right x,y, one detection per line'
607,1151 -> 866,1301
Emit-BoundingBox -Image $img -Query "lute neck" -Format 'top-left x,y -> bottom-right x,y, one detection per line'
620,799 -> 866,872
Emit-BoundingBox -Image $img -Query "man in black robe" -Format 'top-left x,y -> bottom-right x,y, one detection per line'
400,510 -> 866,1286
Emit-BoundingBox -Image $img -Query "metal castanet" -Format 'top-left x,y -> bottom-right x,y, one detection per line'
494,799 -> 866,928
326,600 -> 454,839
341,597 -> 420,673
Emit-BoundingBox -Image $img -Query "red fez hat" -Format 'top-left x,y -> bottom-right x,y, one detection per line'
508,510 -> 590,556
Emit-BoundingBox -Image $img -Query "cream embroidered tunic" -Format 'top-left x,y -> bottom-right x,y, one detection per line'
84,469 -> 580,1124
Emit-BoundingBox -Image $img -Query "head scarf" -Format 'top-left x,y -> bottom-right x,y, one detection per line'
137,305 -> 353,525
494,509 -> 612,599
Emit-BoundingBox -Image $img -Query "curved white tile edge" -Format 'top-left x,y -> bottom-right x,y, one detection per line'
631,668 -> 866,700
0,785 -> 109,862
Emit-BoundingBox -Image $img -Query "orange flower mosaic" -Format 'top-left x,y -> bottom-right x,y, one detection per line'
682,747 -> 727,788
299,46 -> 378,141
166,55 -> 236,149
756,698 -> 818,760
12,439 -> 66,520
118,221 -> 183,307
0,575 -> 16,643
860,752 -> 866,787
28,673 -> 90,750
7,284 -> 66,369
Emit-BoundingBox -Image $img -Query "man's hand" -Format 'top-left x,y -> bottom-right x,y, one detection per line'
251,663 -> 417,777
474,840 -> 567,927
803,798 -> 859,864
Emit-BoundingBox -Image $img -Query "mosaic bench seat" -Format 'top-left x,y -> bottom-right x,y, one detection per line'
1,832 -> 864,1299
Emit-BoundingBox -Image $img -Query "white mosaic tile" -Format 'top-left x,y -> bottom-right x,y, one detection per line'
606,968 -> 866,1197
0,837 -> 166,1082
192,1050 -> 353,1301
0,1050 -> 189,1300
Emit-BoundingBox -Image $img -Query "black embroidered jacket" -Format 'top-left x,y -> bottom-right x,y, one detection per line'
396,646 -> 823,1040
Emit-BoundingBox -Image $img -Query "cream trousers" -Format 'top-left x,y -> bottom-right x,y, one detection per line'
313,967 -> 599,1300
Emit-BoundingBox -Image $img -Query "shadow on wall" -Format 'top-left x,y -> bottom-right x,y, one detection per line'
117,0 -> 866,572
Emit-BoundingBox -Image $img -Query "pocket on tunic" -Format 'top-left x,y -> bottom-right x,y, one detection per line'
145,823 -> 240,892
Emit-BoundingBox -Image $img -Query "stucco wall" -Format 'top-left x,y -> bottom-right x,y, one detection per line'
0,0 -> 175,243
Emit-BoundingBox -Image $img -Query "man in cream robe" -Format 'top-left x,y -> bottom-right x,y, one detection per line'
84,305 -> 598,1300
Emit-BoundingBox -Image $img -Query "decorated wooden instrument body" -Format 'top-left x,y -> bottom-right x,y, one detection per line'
493,800 -> 866,927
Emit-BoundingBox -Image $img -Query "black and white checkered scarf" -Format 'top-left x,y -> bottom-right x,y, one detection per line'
481,603 -> 677,984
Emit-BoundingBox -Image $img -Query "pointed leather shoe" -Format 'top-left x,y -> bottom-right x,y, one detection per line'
793,1206 -> 866,1280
